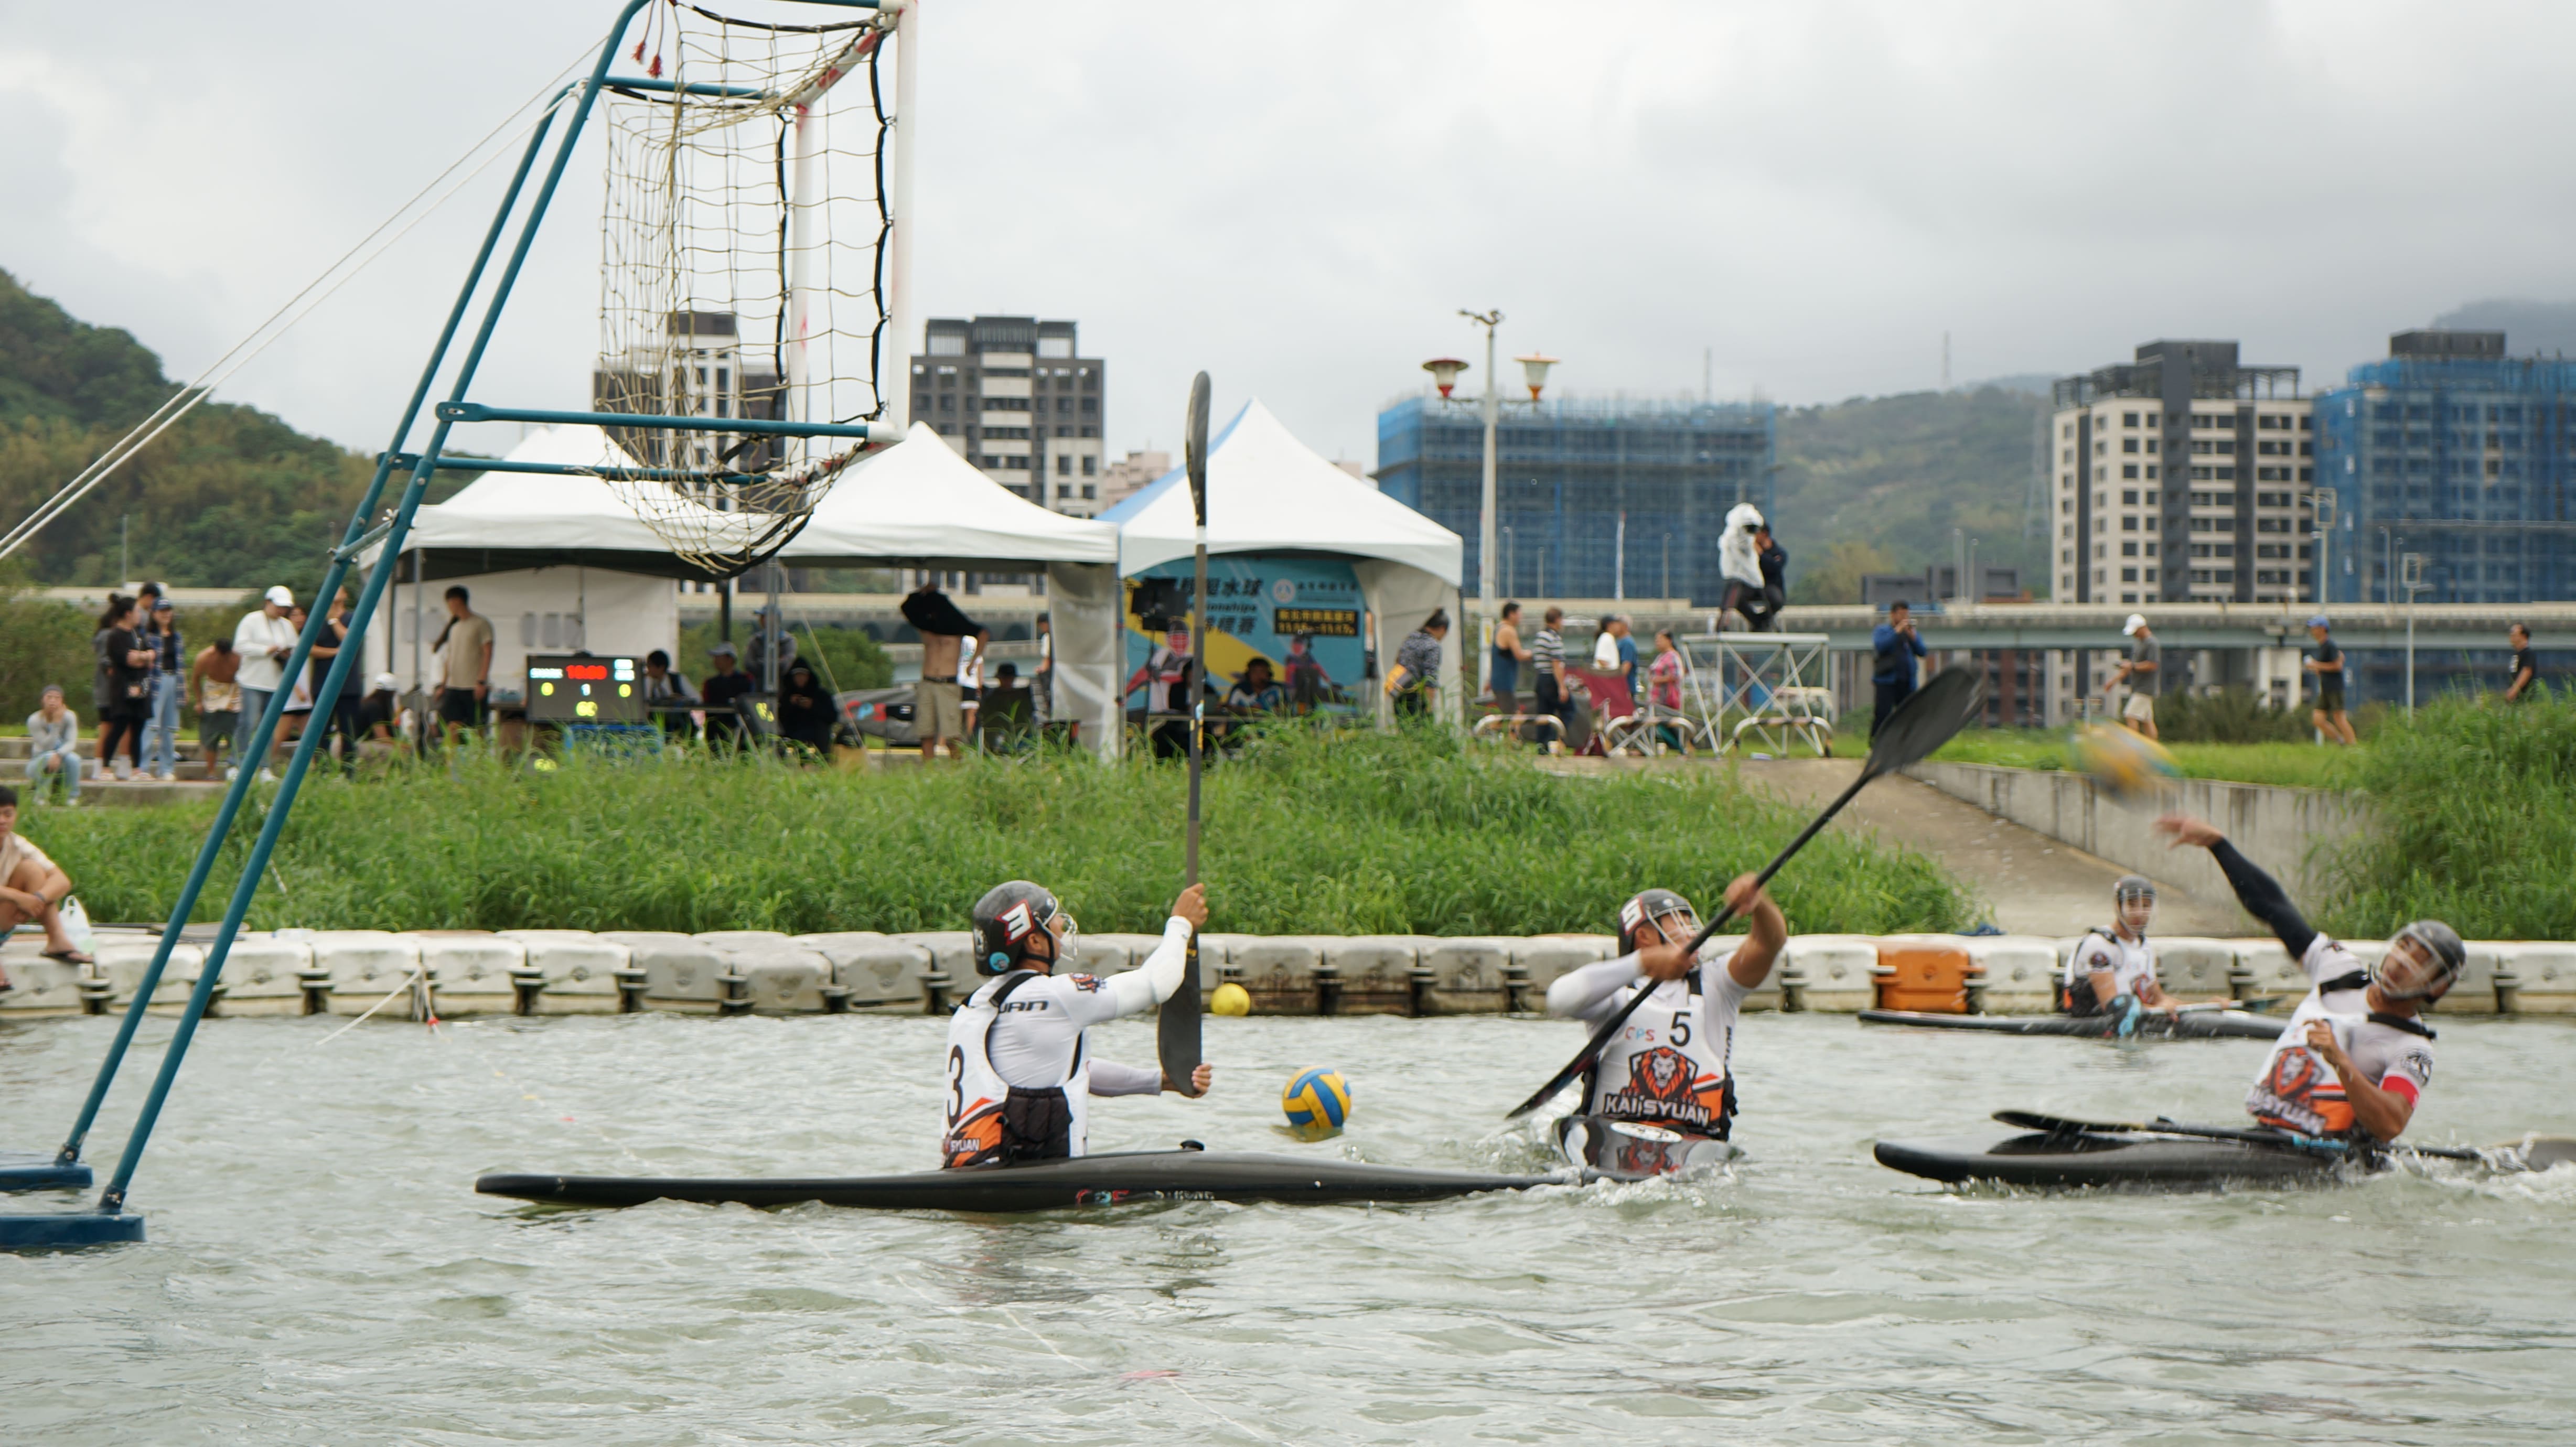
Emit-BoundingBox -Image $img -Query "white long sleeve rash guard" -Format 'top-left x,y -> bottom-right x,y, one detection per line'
983,914 -> 1194,1097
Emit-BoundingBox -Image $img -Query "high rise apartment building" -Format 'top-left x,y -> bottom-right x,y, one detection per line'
910,317 -> 1107,518
2049,340 -> 2315,610
1096,449 -> 1172,512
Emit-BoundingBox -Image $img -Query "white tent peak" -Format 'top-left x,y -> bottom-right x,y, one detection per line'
1101,398 -> 1461,586
781,422 -> 1117,568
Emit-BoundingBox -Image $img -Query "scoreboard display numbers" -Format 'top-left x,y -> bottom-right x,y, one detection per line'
526,653 -> 645,723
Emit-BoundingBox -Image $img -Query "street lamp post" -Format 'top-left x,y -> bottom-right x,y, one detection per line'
2400,551 -> 2430,714
1425,318 -> 1554,697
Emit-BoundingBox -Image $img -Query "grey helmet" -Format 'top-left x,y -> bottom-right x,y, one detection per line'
972,881 -> 1067,977
1618,888 -> 1701,955
2377,920 -> 2466,1002
2112,874 -> 2156,933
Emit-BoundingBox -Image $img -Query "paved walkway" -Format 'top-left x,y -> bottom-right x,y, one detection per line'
1733,758 -> 2246,936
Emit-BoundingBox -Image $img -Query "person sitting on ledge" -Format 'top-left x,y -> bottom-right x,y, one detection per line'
0,786 -> 93,987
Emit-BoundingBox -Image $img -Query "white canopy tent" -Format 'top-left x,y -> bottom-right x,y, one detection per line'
360,425 -> 706,697
778,422 -> 1125,755
1102,399 -> 1465,727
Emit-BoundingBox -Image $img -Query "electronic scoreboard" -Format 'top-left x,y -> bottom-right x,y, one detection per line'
525,654 -> 645,724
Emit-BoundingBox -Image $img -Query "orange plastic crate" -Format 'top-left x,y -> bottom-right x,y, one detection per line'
1873,940 -> 1982,1013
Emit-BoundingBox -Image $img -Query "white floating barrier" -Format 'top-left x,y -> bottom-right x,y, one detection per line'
215,934 -> 314,1015
496,930 -> 629,1012
1420,937 -> 1514,999
98,937 -> 203,1010
694,933 -> 830,1013
1777,934 -> 1878,1012
413,934 -> 524,1016
1965,936 -> 2060,1011
598,932 -> 727,1012
304,931 -> 424,1016
0,951 -> 91,1016
797,933 -> 929,1010
1508,936 -> 1615,995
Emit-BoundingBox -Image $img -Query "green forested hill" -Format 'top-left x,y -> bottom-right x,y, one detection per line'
1773,384 -> 2052,602
0,268 -> 372,590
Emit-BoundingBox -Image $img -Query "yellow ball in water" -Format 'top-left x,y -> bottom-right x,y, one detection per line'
1209,981 -> 1252,1017
1280,1068 -> 1351,1141
2067,723 -> 2181,802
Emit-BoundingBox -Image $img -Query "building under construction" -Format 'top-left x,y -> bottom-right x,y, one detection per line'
1374,395 -> 1775,606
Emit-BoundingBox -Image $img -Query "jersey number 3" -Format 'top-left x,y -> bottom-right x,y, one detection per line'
947,1045 -> 965,1119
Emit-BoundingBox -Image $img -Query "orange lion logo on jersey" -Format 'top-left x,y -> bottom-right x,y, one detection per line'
1600,1046 -> 1725,1131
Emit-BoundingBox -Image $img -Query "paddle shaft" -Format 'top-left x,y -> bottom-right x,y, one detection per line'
1503,764 -> 1877,1120
1995,1110 -> 2489,1163
1158,372 -> 1213,1090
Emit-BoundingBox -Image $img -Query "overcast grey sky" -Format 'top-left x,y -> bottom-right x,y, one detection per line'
5,1 -> 2572,470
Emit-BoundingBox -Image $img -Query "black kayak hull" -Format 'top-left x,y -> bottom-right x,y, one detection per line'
1859,1009 -> 2283,1041
476,1150 -> 1562,1213
1552,1115 -> 1744,1182
1874,1130 -> 2337,1187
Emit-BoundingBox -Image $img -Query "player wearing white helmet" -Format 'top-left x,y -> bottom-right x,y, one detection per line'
941,880 -> 1213,1168
2157,814 -> 2457,1142
2060,874 -> 2225,1035
1543,874 -> 1785,1173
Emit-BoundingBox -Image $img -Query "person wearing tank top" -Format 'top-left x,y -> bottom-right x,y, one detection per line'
1544,873 -> 1786,1141
2157,814 -> 2440,1142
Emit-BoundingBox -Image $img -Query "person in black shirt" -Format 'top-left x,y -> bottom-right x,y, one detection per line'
1750,522 -> 1787,632
354,672 -> 409,764
98,597 -> 154,781
2506,623 -> 2539,703
701,642 -> 756,748
776,662 -> 836,757
2303,615 -> 2356,745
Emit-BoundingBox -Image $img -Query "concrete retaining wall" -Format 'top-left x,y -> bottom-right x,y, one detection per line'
1904,760 -> 2371,916
7,924 -> 2567,1020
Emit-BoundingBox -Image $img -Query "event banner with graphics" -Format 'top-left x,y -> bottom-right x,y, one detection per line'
1122,555 -> 1366,714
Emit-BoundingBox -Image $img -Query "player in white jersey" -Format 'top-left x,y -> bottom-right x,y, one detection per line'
2060,874 -> 2222,1034
1544,874 -> 1785,1174
2157,814 -> 2460,1142
941,880 -> 1213,1168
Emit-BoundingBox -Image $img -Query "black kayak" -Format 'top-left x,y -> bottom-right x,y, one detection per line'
477,1148 -> 1564,1213
1874,1129 -> 2336,1187
1859,1008 -> 2284,1041
1553,1115 -> 1744,1182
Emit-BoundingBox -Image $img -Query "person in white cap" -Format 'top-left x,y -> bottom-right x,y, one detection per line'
229,585 -> 299,780
2103,612 -> 2160,739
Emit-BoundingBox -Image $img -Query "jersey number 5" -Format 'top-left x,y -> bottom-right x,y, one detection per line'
1669,1012 -> 1692,1047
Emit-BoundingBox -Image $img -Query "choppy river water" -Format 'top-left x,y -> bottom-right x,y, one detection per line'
3,1010 -> 2573,1444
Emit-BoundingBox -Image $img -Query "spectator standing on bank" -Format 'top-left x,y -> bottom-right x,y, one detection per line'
1753,521 -> 1788,632
1389,608 -> 1448,719
2505,623 -> 2539,703
2105,613 -> 2161,740
1033,612 -> 1055,723
901,578 -> 983,760
138,591 -> 183,781
190,638 -> 242,778
24,687 -> 80,805
278,604 -> 315,749
96,596 -> 152,781
89,593 -> 127,779
1871,600 -> 1928,740
0,787 -> 92,967
1488,600 -> 1531,717
1530,606 -> 1571,752
309,587 -> 365,772
641,649 -> 696,738
700,642 -> 754,747
2304,615 -> 2357,746
1648,627 -> 1694,755
232,585 -> 298,780
430,585 -> 493,748
1719,503 -> 1766,629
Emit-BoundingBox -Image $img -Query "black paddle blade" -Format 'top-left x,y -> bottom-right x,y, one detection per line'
1863,665 -> 1985,777
1185,371 -> 1212,526
1158,933 -> 1203,1091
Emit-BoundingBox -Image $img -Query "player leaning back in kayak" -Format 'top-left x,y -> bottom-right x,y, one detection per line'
1543,873 -> 1785,1175
943,881 -> 1214,1168
2156,813 -> 2459,1142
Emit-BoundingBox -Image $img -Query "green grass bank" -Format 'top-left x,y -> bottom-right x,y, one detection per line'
2321,695 -> 2576,941
26,727 -> 1972,938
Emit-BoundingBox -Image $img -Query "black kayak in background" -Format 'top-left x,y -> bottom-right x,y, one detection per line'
477,1148 -> 1566,1213
1859,1009 -> 2284,1041
1874,1129 -> 2336,1188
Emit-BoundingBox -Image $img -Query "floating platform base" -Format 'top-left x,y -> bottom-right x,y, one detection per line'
0,1210 -> 146,1249
0,1151 -> 92,1192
